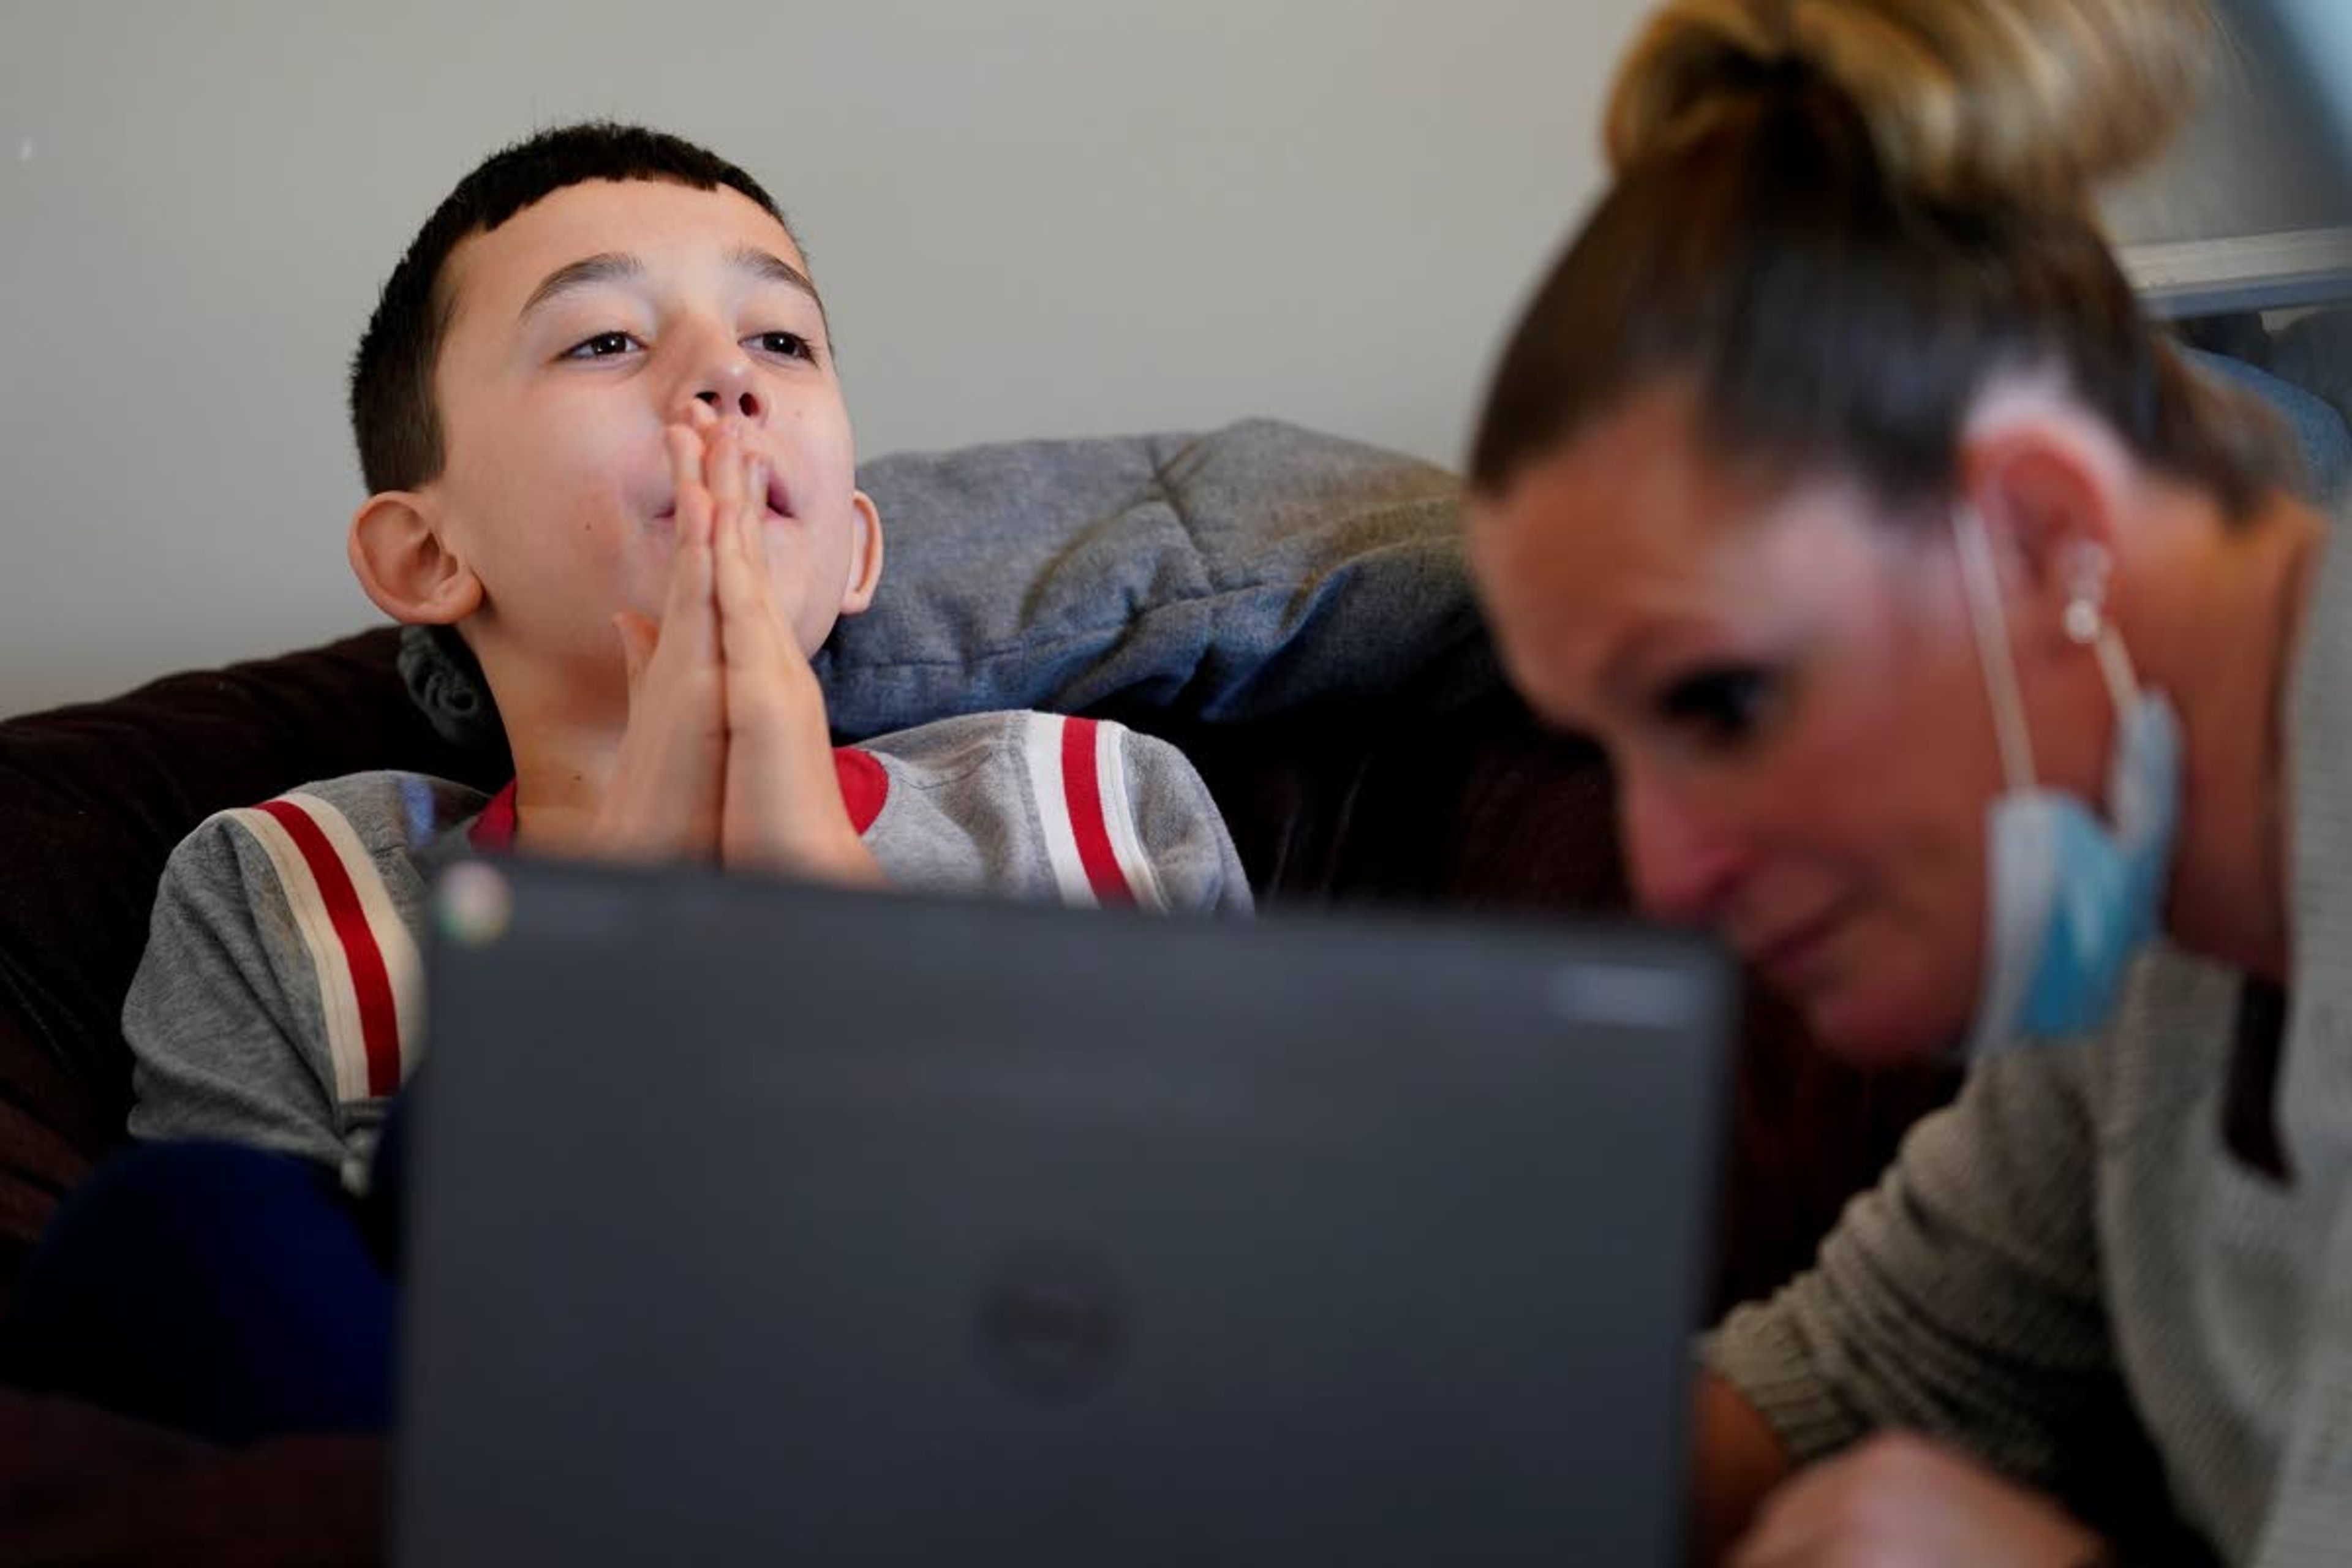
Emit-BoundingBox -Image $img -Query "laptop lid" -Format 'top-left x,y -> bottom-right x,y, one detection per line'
397,859 -> 1730,1566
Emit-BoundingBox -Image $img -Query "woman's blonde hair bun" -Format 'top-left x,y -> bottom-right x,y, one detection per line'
1605,0 -> 2217,212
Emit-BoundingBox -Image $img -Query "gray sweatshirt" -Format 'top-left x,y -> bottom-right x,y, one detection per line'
123,711 -> 1250,1174
1704,523 -> 2352,1565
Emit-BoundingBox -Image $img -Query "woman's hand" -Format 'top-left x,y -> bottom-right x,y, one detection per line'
1730,1433 -> 2109,1568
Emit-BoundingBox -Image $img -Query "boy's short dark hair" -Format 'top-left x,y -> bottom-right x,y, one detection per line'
350,121 -> 801,495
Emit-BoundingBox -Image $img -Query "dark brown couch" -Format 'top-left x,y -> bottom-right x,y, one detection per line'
0,627 -> 1955,1563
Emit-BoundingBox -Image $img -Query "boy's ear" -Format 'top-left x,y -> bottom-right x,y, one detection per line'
835,489 -> 885,618
349,490 -> 481,625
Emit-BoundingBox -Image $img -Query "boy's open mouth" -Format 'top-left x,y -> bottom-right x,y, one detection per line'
761,470 -> 794,519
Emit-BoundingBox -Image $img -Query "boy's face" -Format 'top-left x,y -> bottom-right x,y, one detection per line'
420,178 -> 875,702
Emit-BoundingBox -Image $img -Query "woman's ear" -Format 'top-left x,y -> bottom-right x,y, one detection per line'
349,491 -> 482,625
835,489 -> 885,618
1956,398 -> 2128,640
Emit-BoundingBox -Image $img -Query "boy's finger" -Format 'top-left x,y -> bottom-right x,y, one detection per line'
736,449 -> 769,595
663,421 -> 701,489
662,511 -> 717,655
665,425 -> 717,549
718,453 -> 755,575
739,442 -> 765,538
718,458 -> 782,665
612,611 -> 658,701
654,479 -> 718,679
707,421 -> 744,521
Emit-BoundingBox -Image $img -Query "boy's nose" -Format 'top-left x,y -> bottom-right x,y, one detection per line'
688,353 -> 767,423
694,385 -> 765,421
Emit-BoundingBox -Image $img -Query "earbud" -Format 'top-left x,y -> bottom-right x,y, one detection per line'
2062,543 -> 2112,647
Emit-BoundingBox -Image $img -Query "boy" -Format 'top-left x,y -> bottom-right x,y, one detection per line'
128,121 -> 1250,1173
2,123 -> 1247,1438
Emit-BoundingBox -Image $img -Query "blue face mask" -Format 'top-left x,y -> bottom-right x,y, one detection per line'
1951,505 -> 2184,1058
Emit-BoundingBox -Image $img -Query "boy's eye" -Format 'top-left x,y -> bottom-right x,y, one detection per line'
748,330 -> 817,363
1656,665 -> 1778,748
562,331 -> 639,361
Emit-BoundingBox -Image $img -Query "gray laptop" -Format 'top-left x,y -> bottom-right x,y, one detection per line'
396,858 -> 1730,1566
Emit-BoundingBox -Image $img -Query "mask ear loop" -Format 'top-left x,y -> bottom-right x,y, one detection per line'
1954,503 -> 2040,793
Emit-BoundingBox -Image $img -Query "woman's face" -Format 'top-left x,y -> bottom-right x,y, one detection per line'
1469,385 -> 2034,1062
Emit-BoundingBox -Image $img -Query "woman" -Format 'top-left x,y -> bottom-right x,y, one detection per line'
1465,2 -> 2345,1564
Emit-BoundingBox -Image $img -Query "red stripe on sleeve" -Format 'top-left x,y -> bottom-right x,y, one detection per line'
257,799 -> 404,1099
832,748 -> 889,835
1060,718 -> 1134,907
468,781 -> 519,853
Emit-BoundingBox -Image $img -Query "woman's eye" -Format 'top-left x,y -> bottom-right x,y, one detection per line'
749,330 -> 816,363
563,331 -> 639,361
1657,666 -> 1777,747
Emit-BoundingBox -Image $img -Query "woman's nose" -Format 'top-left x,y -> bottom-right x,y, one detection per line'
1619,775 -> 1748,927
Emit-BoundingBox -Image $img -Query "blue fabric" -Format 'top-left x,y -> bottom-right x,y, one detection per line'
2185,346 -> 2352,506
0,1134 -> 402,1444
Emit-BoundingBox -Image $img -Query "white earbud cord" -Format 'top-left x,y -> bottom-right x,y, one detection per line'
2092,622 -> 2143,722
1953,505 -> 2040,794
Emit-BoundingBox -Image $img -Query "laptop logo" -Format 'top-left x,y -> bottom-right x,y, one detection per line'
973,1242 -> 1127,1406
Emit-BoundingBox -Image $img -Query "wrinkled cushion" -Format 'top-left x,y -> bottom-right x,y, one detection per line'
833,417 -> 1487,729
404,418 -> 1490,750
0,636 -> 503,1099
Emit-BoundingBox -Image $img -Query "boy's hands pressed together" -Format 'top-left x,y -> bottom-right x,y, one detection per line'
592,418 -> 727,865
595,404 -> 881,886
704,413 -> 883,885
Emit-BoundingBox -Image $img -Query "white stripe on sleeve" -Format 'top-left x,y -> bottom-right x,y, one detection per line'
1093,722 -> 1169,912
1020,711 -> 1096,907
